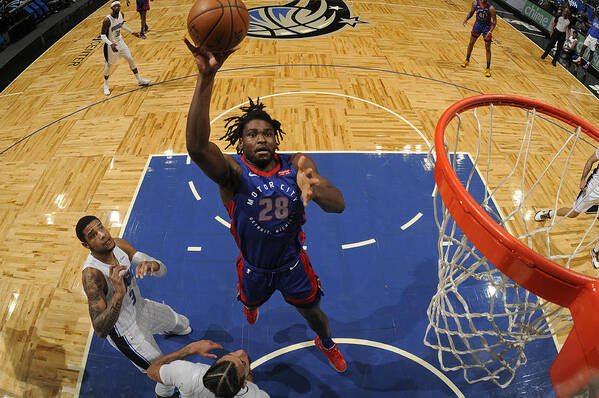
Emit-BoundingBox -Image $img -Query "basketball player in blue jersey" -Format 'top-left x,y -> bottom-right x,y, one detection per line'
183,38 -> 347,373
461,0 -> 496,77
577,12 -> 599,70
125,0 -> 151,39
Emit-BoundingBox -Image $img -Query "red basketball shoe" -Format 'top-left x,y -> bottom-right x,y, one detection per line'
315,336 -> 347,372
243,306 -> 258,325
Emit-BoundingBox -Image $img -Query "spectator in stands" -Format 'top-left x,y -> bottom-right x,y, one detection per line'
578,10 -> 599,69
541,7 -> 571,66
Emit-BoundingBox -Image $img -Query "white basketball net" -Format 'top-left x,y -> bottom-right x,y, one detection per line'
424,103 -> 597,388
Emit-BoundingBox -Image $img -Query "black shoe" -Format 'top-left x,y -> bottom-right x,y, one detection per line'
552,62 -> 557,66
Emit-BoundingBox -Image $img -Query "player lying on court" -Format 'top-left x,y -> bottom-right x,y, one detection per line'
182,39 -> 348,373
147,339 -> 269,397
77,215 -> 191,398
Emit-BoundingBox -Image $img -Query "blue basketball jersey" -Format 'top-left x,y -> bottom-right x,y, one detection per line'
226,153 -> 306,270
475,0 -> 490,27
588,18 -> 599,39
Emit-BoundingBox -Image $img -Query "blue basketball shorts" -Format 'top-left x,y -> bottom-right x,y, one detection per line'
136,0 -> 149,12
236,251 -> 322,308
472,23 -> 492,41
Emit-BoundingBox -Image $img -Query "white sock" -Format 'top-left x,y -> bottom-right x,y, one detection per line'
103,80 -> 109,88
134,72 -> 142,83
548,210 -> 554,218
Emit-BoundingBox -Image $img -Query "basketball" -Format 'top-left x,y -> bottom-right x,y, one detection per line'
187,0 -> 250,53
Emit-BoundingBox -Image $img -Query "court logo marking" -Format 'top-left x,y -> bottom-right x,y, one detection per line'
247,0 -> 369,40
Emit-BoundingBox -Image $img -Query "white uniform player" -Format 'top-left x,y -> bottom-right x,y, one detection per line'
572,148 -> 599,213
160,361 -> 269,398
100,0 -> 150,95
78,215 -> 190,397
535,147 -> 599,220
533,148 -> 599,268
103,12 -> 135,67
147,340 -> 270,398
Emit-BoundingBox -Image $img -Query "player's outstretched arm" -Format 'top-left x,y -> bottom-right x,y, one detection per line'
183,38 -> 240,190
120,14 -> 141,38
292,153 -> 345,213
82,265 -> 127,338
147,340 -> 223,382
463,1 -> 476,25
115,238 -> 166,279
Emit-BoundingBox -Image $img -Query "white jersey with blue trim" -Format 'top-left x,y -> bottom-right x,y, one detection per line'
82,245 -> 144,333
159,360 -> 270,398
106,12 -> 125,44
587,147 -> 599,192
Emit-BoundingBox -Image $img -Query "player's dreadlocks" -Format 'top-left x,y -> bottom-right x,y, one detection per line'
220,97 -> 285,155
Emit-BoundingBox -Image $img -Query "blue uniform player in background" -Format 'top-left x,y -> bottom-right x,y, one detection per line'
182,38 -> 348,386
461,0 -> 497,77
578,11 -> 599,69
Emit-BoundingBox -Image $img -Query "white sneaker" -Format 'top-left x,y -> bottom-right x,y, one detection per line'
591,249 -> 599,269
161,326 -> 192,336
534,210 -> 551,221
103,86 -> 110,96
138,78 -> 151,86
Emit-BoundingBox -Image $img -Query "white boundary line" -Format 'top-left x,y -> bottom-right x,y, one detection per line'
120,156 -> 153,236
401,212 -> 423,230
0,91 -> 23,98
251,338 -> 465,398
215,215 -> 231,228
188,181 -> 201,200
341,238 -> 376,249
570,90 -> 595,96
61,386 -> 77,395
73,322 -> 99,396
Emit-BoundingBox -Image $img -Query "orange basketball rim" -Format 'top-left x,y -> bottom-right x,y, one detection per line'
434,94 -> 599,398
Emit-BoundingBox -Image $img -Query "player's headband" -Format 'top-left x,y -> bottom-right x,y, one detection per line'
111,1 -> 120,7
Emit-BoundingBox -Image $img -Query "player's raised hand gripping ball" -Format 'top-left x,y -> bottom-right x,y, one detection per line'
187,0 -> 250,53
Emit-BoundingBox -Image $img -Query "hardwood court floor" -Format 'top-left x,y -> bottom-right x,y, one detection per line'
0,0 -> 598,396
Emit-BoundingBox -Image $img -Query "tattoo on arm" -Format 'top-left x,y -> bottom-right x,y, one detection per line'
83,270 -> 123,337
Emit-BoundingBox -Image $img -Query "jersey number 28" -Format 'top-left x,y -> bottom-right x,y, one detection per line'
258,197 -> 289,221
